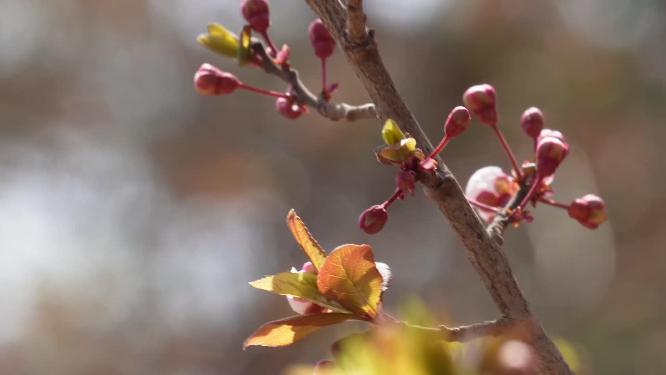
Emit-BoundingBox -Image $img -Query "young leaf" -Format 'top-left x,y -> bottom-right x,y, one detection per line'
249,272 -> 350,313
316,244 -> 383,319
197,23 -> 240,58
237,25 -> 253,66
286,209 -> 327,270
381,119 -> 405,145
243,313 -> 356,349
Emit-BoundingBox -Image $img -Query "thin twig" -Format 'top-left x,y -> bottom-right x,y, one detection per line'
304,1 -> 573,374
251,42 -> 376,122
403,317 -> 517,342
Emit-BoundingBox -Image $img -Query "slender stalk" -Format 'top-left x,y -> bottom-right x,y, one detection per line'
321,58 -> 327,94
517,176 -> 542,210
382,188 -> 403,208
239,83 -> 287,98
539,198 -> 570,210
260,31 -> 277,57
491,125 -> 523,180
428,135 -> 450,159
468,199 -> 501,213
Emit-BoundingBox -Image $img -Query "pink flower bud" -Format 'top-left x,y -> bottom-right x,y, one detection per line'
301,261 -> 316,274
193,63 -> 240,96
465,166 -> 518,222
308,19 -> 336,60
520,107 -> 544,138
462,84 -> 497,126
536,129 -> 568,178
396,170 -> 416,196
241,0 -> 270,33
276,97 -> 306,119
444,106 -> 471,138
568,194 -> 607,229
287,262 -> 325,315
358,205 -> 388,234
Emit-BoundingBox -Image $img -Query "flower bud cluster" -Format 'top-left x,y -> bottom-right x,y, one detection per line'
194,8 -> 340,120
459,84 -> 606,229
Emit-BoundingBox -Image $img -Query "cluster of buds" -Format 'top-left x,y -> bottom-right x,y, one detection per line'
194,1 -> 338,120
461,83 -> 607,229
359,104 -> 476,234
358,119 -> 434,234
359,84 -> 607,234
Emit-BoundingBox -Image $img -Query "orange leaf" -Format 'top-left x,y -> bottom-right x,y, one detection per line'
243,313 -> 355,349
316,244 -> 383,319
286,209 -> 327,270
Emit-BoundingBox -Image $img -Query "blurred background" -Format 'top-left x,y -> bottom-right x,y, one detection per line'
0,0 -> 664,373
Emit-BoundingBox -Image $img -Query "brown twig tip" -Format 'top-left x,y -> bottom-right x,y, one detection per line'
440,317 -> 515,342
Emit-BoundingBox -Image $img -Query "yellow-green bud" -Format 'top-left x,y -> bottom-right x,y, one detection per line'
197,23 -> 240,58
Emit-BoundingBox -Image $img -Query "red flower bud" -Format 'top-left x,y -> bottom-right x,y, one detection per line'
462,84 -> 497,126
308,19 -> 336,59
568,194 -> 607,229
358,205 -> 388,234
193,63 -> 240,96
276,97 -> 306,119
520,107 -> 544,138
241,0 -> 270,33
444,106 -> 471,138
536,129 -> 568,178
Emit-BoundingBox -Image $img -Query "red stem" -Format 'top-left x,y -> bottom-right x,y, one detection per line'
468,199 -> 501,213
539,198 -> 570,210
491,124 -> 523,180
260,31 -> 277,57
382,188 -> 403,209
239,83 -> 287,98
321,58 -> 327,94
517,176 -> 542,210
428,135 -> 451,159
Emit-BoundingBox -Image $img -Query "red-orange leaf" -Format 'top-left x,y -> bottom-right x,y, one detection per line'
243,313 -> 355,349
316,244 -> 383,319
287,209 -> 327,270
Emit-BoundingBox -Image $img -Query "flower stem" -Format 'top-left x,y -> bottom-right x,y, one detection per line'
239,83 -> 287,98
321,58 -> 327,94
517,176 -> 542,210
539,198 -> 570,210
428,135 -> 451,159
382,188 -> 403,209
468,199 -> 501,213
491,124 -> 523,180
260,31 -> 277,58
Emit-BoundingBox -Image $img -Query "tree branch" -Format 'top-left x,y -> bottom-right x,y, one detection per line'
251,42 -> 376,122
304,1 -> 572,373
